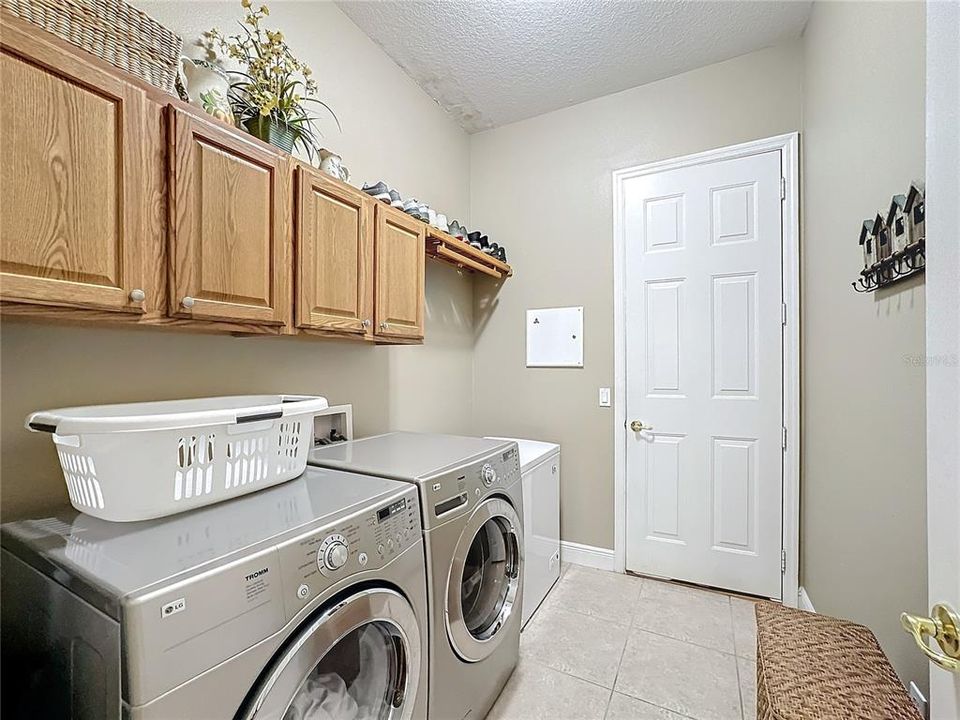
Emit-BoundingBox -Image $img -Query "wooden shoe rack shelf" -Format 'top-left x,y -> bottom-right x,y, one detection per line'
425,229 -> 513,279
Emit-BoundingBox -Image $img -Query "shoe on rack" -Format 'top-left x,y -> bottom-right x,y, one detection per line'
496,246 -> 507,263
362,181 -> 392,203
435,213 -> 448,231
448,220 -> 466,239
482,242 -> 497,255
467,231 -> 483,249
479,235 -> 490,249
427,208 -> 438,227
405,201 -> 431,223
402,199 -> 425,221
389,189 -> 404,208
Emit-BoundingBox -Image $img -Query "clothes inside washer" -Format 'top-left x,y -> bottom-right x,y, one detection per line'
284,624 -> 395,720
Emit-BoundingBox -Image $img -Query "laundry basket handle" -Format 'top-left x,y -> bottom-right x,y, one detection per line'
24,395 -> 329,435
27,419 -> 58,433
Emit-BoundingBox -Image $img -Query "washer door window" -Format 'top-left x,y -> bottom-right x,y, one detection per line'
239,588 -> 421,720
446,497 -> 522,662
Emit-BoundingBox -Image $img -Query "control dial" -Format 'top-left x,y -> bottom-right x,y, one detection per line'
318,534 -> 349,573
481,463 -> 497,487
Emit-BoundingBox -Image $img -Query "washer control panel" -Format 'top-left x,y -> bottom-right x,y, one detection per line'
373,495 -> 419,559
277,486 -> 420,620
424,443 -> 521,530
317,533 -> 349,574
481,463 -> 498,487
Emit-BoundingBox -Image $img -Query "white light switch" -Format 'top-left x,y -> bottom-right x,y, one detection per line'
599,387 -> 611,407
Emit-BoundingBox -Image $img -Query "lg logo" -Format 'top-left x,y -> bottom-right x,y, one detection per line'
161,597 -> 186,618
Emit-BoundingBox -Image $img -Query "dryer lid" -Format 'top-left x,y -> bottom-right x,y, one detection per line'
309,432 -> 513,482
485,437 -> 559,473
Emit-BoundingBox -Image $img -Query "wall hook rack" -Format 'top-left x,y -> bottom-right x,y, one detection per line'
852,240 -> 925,292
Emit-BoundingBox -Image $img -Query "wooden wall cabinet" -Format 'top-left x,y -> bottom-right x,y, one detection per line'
168,106 -> 291,327
295,166 -> 373,336
1,21 -> 149,314
374,204 -> 425,341
1,15 -> 441,345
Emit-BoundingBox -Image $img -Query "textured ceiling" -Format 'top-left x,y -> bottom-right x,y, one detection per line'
337,0 -> 812,133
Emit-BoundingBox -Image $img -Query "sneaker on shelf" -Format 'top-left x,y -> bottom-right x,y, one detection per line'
362,181 -> 392,203
479,235 -> 490,249
448,220 -> 466,239
402,198 -> 424,220
482,242 -> 497,256
467,231 -> 483,249
496,246 -> 507,263
426,207 -> 438,227
389,189 -> 404,208
435,213 -> 448,231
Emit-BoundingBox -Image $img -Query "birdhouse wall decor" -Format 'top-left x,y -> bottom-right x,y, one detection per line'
852,183 -> 926,293
859,219 -> 877,269
874,210 -> 891,262
905,179 -> 925,244
888,194 -> 910,253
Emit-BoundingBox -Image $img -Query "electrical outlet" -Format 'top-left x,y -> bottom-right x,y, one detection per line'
599,387 -> 611,407
909,681 -> 928,719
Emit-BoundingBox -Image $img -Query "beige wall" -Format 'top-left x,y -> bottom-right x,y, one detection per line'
0,1 -> 474,520
801,0 -> 927,691
469,43 -> 804,550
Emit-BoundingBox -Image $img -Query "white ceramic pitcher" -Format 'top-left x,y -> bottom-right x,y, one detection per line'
178,57 -> 235,125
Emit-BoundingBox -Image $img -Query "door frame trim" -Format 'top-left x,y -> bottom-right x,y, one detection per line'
611,132 -> 800,605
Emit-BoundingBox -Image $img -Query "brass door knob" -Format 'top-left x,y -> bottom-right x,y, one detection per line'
630,420 -> 653,432
901,602 -> 960,673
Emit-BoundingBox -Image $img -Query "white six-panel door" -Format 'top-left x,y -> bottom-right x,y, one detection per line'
624,150 -> 784,599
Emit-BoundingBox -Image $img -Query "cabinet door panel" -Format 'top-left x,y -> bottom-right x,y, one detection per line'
296,167 -> 372,334
1,25 -> 146,312
169,107 -> 290,325
374,205 -> 425,339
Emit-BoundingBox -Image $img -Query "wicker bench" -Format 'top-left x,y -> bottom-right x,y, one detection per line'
755,602 -> 923,720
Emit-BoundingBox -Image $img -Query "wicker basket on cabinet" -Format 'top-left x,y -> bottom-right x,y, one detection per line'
1,0 -> 182,92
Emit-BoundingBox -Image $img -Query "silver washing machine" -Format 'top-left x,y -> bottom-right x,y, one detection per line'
309,432 -> 523,720
1,467 -> 428,720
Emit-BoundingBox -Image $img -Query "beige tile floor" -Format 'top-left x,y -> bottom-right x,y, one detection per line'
487,564 -> 759,720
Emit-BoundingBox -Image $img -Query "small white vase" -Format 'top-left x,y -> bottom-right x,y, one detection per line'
319,149 -> 350,182
178,57 -> 235,126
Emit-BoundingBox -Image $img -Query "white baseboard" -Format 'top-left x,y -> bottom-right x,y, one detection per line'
798,586 -> 816,613
560,540 -> 616,572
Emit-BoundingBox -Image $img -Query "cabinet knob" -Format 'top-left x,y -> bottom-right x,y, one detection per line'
129,288 -> 146,303
181,296 -> 196,309
379,321 -> 388,330
362,319 -> 371,327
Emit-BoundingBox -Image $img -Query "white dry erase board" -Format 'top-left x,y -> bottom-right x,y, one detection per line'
526,307 -> 584,367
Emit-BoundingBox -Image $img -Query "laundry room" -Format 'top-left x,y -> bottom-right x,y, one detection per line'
1,1 -> 957,719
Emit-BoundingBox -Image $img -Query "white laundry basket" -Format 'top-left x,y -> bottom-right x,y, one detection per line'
26,395 -> 329,522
